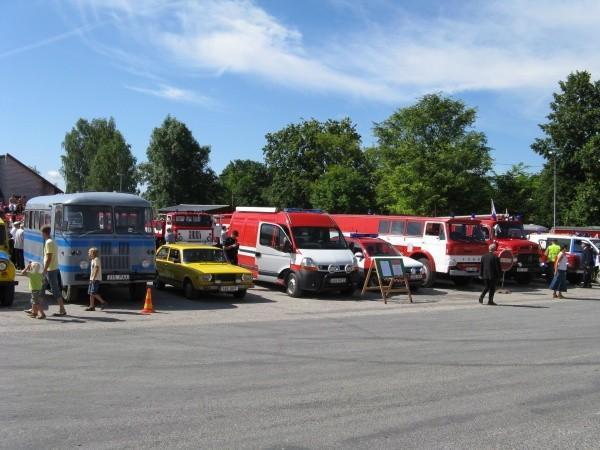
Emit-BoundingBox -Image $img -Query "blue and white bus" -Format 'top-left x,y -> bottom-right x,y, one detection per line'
23,192 -> 156,302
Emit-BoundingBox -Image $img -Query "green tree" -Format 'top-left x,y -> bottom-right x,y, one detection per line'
492,163 -> 542,222
140,116 -> 217,208
219,159 -> 270,207
531,71 -> 600,226
60,118 -> 138,193
310,165 -> 374,213
263,118 -> 367,208
373,93 -> 493,216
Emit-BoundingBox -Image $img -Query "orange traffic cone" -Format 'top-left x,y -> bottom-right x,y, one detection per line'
140,287 -> 155,314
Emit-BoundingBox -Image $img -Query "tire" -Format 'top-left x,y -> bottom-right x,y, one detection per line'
339,285 -> 355,297
418,258 -> 435,287
286,272 -> 303,298
153,277 -> 165,290
452,276 -> 471,287
0,285 -> 15,307
183,279 -> 197,299
515,273 -> 532,285
233,289 -> 247,299
62,285 -> 80,303
130,282 -> 147,303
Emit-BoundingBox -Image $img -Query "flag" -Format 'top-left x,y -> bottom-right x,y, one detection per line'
491,199 -> 497,219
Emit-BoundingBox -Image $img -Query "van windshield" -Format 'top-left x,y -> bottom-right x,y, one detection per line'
292,227 -> 348,250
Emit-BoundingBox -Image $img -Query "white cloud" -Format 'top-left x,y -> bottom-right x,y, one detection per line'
46,170 -> 65,190
125,83 -> 214,105
70,0 -> 600,102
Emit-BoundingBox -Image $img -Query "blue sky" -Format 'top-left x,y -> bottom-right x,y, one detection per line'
2,0 -> 599,191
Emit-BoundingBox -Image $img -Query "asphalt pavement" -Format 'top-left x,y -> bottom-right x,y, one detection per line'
1,275 -> 600,449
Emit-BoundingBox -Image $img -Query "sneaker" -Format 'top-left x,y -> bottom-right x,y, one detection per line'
84,307 -> 95,311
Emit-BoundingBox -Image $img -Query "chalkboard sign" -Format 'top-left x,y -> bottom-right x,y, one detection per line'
375,257 -> 405,278
362,257 -> 412,304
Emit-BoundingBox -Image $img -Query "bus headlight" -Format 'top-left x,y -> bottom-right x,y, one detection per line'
242,273 -> 253,282
79,260 -> 89,270
141,260 -> 151,269
0,262 -> 7,271
199,274 -> 212,282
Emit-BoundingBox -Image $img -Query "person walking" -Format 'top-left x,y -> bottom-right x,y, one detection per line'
21,261 -> 45,319
223,230 -> 240,265
581,242 -> 595,288
41,225 -> 67,316
13,221 -> 24,269
479,243 -> 501,306
545,239 -> 561,279
85,247 -> 107,311
549,245 -> 568,298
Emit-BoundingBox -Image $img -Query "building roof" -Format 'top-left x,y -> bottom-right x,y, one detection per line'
2,153 -> 63,194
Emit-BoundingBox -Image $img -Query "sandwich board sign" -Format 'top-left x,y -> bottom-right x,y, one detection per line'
361,256 -> 413,304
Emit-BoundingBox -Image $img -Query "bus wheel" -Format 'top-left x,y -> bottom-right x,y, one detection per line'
183,279 -> 197,299
130,282 -> 147,303
418,258 -> 435,287
153,278 -> 165,290
452,277 -> 471,287
515,273 -> 532,284
62,285 -> 80,303
0,285 -> 15,307
286,273 -> 303,298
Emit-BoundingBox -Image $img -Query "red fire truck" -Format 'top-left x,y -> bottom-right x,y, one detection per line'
333,214 -> 488,287
152,211 -> 215,244
445,214 -> 541,284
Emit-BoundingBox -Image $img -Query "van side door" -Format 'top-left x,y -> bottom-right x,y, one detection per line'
256,223 -> 292,282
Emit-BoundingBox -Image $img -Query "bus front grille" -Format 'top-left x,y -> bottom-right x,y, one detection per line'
100,242 -> 130,271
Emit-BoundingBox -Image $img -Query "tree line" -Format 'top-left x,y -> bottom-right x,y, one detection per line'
60,71 -> 600,226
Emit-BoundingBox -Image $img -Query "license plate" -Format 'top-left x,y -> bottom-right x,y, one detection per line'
516,268 -> 528,272
220,286 -> 238,292
329,277 -> 347,284
106,274 -> 130,281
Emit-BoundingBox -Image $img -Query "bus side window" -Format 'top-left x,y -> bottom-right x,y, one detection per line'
33,210 -> 40,229
406,221 -> 423,236
54,206 -> 63,231
43,212 -> 51,225
391,220 -> 405,235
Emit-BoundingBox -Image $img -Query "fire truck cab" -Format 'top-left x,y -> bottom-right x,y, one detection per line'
229,207 -> 358,297
333,214 -> 488,287
153,211 -> 215,245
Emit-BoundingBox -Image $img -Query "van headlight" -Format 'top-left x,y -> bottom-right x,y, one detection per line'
141,259 -> 151,269
199,274 -> 212,282
241,273 -> 252,282
300,257 -> 318,271
79,260 -> 89,270
0,261 -> 7,271
345,264 -> 354,273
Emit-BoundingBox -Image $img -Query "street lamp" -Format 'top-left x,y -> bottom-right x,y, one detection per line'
549,150 -> 557,228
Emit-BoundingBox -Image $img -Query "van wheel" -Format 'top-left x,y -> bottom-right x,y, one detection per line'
0,285 -> 14,307
62,285 -> 80,303
183,279 -> 197,299
418,258 -> 435,287
286,273 -> 303,298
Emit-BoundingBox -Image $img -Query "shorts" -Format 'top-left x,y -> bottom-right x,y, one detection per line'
46,270 -> 62,300
30,290 -> 43,306
88,280 -> 101,295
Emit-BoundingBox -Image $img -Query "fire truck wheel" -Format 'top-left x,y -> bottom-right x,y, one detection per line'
0,285 -> 15,307
418,258 -> 435,287
286,273 -> 303,298
183,279 -> 197,299
515,273 -> 532,284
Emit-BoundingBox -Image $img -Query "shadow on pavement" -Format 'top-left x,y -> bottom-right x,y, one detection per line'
497,304 -> 550,309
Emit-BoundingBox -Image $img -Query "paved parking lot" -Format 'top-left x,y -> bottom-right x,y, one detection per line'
2,275 -> 600,449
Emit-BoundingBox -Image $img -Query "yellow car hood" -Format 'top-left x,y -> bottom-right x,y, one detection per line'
185,262 -> 251,275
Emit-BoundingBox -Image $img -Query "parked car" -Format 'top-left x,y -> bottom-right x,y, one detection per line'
154,243 -> 253,299
345,233 -> 425,291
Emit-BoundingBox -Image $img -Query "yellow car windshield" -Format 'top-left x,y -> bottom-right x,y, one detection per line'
183,248 -> 226,264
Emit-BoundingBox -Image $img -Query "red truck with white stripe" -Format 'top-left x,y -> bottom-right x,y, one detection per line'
333,214 -> 488,287
229,207 -> 358,297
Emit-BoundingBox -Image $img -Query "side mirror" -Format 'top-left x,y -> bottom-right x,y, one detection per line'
354,252 -> 364,260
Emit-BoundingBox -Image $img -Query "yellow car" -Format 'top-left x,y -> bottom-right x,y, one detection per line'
0,218 -> 18,307
154,243 -> 253,299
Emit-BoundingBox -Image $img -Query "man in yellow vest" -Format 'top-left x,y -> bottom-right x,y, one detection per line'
545,239 -> 561,279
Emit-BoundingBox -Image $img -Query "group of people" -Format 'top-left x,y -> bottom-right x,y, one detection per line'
8,220 -> 25,269
20,225 -> 106,320
478,239 -> 596,306
1,194 -> 26,215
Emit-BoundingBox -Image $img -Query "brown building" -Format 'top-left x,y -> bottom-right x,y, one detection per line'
0,153 -> 63,203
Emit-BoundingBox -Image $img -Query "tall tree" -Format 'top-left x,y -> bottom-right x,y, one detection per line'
219,159 -> 270,207
263,118 -> 367,208
373,94 -> 493,216
492,163 -> 542,222
531,71 -> 600,226
140,116 -> 217,208
60,118 -> 137,193
310,165 -> 374,213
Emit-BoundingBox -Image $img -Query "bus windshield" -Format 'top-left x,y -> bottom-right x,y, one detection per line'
292,227 -> 348,250
494,222 -> 526,239
61,205 -> 152,235
448,223 -> 486,243
183,248 -> 225,263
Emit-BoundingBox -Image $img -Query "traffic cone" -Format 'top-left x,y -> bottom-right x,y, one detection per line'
140,287 -> 155,314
